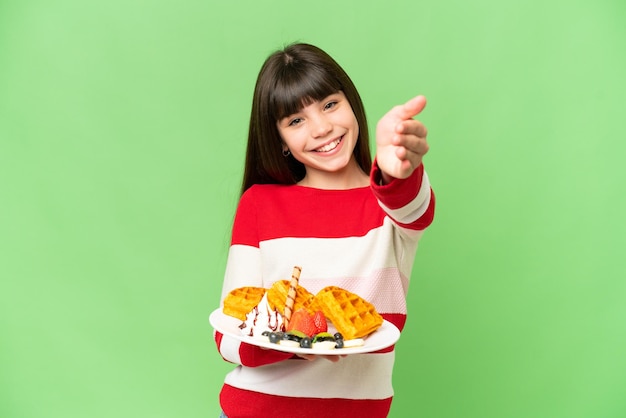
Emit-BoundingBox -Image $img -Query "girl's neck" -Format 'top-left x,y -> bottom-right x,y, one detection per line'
297,160 -> 369,190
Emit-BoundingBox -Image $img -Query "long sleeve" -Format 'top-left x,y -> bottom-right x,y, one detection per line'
214,330 -> 293,367
370,160 -> 435,232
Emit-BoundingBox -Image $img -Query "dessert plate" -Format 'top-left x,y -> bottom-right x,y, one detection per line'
209,309 -> 401,355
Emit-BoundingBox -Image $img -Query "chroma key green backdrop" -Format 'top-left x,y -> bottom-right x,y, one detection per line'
1,1 -> 625,417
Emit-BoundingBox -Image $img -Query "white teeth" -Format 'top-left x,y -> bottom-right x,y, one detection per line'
315,137 -> 341,152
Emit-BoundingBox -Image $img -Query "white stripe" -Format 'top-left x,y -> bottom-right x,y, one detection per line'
225,351 -> 395,399
258,224 -> 419,284
221,245 -> 263,301
378,171 -> 431,224
219,334 -> 242,365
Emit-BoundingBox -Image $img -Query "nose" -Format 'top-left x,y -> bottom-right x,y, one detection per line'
310,114 -> 332,138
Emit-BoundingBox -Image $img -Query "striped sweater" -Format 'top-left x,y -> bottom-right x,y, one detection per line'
215,162 -> 435,418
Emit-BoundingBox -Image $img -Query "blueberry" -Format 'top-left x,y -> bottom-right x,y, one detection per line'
268,332 -> 281,344
333,332 -> 343,340
300,337 -> 312,349
335,339 -> 344,349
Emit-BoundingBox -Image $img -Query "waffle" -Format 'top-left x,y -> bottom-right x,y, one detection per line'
315,286 -> 383,340
222,286 -> 266,321
267,280 -> 320,316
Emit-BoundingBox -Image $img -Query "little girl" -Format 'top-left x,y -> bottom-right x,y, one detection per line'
214,43 -> 435,418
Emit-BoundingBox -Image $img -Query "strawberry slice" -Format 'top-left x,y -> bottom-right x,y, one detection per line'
312,310 -> 328,334
286,308 -> 317,337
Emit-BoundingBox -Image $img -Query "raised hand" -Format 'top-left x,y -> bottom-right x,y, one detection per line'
375,95 -> 429,183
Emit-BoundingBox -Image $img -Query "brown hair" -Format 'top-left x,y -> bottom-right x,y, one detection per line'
241,43 -> 372,193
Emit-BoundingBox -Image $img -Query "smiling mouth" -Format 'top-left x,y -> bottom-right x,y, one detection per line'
314,136 -> 343,153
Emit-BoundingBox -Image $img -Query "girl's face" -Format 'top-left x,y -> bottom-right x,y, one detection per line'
277,91 -> 361,187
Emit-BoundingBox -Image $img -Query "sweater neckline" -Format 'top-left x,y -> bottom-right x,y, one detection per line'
290,183 -> 370,192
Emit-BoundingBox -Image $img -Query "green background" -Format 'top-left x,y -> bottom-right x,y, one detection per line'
2,0 -> 625,417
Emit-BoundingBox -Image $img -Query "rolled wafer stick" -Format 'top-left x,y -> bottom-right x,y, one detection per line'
283,266 -> 302,328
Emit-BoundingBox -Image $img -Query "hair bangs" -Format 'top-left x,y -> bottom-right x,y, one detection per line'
271,64 -> 342,121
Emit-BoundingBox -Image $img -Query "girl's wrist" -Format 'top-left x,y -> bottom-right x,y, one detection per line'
379,171 -> 394,185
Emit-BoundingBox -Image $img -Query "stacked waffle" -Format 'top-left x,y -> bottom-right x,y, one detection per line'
315,286 -> 383,340
223,270 -> 383,340
266,280 -> 321,316
222,286 -> 266,321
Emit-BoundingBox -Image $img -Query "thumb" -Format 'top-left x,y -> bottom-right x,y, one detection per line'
395,95 -> 427,120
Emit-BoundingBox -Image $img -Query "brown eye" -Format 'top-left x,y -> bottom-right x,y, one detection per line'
288,117 -> 303,126
324,101 -> 337,110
